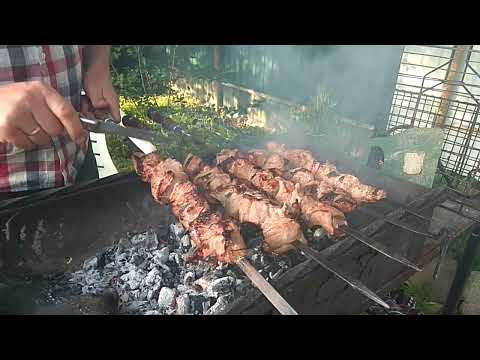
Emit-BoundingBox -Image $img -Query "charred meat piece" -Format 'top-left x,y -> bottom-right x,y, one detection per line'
284,169 -> 358,213
184,155 -> 305,254
264,142 -> 386,203
132,152 -> 246,264
216,150 -> 347,237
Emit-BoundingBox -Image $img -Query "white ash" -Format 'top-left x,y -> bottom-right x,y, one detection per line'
60,222 -> 310,315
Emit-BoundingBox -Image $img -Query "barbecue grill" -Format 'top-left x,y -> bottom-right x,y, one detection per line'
2,131 -> 479,315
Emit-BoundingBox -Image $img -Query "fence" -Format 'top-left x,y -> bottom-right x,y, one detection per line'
387,45 -> 480,185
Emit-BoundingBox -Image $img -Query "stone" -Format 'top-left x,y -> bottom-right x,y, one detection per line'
157,287 -> 176,310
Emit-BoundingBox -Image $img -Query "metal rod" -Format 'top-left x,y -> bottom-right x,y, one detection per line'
341,226 -> 422,272
438,204 -> 480,224
443,224 -> 480,314
236,257 -> 298,315
293,241 -> 389,309
356,207 -> 436,239
433,230 -> 450,280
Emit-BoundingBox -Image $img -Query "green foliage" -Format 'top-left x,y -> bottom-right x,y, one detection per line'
106,93 -> 268,172
105,135 -> 132,173
402,282 -> 442,314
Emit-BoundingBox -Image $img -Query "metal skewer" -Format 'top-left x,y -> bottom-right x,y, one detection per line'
341,226 -> 422,272
293,241 -> 390,309
236,258 -> 298,315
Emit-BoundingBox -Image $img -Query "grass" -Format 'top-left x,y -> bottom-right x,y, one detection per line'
402,281 -> 443,314
105,93 -> 268,173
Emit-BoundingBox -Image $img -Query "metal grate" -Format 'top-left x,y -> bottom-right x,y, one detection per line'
387,45 -> 480,185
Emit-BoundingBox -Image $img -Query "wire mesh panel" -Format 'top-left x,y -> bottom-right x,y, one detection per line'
387,45 -> 480,184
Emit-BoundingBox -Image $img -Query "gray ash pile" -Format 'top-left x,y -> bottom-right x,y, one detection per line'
65,220 -> 302,315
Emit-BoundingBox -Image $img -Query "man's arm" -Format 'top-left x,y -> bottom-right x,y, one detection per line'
82,45 -> 111,73
81,45 -> 120,122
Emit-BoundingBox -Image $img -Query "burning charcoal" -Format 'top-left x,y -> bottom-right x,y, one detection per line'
169,252 -> 182,266
145,232 -> 159,250
183,272 -> 195,286
170,223 -> 185,239
115,253 -> 129,266
116,237 -> 132,250
176,294 -> 191,315
189,295 -> 207,315
124,300 -> 148,313
207,276 -> 235,297
83,256 -> 99,271
205,295 -> 231,315
147,284 -> 162,301
180,235 -> 190,248
157,287 -> 176,310
143,310 -> 161,315
130,270 -> 147,290
137,260 -> 150,271
129,232 -> 147,247
153,247 -> 170,265
130,254 -> 144,266
145,268 -> 162,287
193,277 -> 212,292
119,291 -> 130,304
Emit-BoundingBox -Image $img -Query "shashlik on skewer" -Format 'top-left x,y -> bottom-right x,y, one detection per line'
132,152 -> 246,264
263,142 -> 387,203
215,149 -> 421,272
185,153 -> 392,308
215,149 -> 347,237
133,153 -> 299,315
184,154 -> 306,254
219,149 -> 358,214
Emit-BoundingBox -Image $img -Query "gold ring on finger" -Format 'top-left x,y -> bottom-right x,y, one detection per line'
25,127 -> 41,137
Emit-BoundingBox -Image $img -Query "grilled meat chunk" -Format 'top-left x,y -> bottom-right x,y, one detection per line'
132,152 -> 246,264
216,150 -> 347,236
264,142 -> 386,203
184,154 -> 305,254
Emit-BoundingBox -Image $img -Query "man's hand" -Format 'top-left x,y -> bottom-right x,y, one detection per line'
0,81 -> 87,150
81,45 -> 120,122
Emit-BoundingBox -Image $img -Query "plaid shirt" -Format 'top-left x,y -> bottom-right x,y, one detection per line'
0,45 -> 87,192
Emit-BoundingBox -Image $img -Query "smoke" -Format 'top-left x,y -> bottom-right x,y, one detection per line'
224,45 -> 403,127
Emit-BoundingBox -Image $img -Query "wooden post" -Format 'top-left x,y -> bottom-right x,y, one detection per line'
213,45 -> 223,110
433,45 -> 472,128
